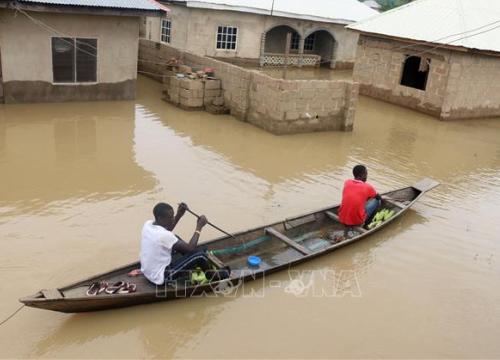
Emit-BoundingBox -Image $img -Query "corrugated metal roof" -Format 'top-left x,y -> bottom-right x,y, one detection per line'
16,0 -> 165,11
348,0 -> 500,53
184,0 -> 378,25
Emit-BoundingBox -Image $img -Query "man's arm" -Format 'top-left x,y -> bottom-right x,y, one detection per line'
367,183 -> 381,200
172,215 -> 208,254
171,202 -> 188,230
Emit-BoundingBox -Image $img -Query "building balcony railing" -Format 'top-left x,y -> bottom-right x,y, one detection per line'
261,53 -> 321,67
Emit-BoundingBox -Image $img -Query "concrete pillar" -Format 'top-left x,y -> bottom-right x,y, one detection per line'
298,37 -> 305,67
259,32 -> 267,67
330,41 -> 339,69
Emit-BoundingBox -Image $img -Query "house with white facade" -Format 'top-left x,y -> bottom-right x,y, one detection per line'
142,0 -> 378,69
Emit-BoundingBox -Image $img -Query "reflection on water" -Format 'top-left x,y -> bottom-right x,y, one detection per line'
1,76 -> 500,358
0,101 -> 156,215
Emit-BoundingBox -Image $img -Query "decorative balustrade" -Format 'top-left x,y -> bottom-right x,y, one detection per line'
261,53 -> 321,67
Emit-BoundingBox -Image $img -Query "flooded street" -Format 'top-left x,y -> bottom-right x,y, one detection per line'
1,75 -> 500,358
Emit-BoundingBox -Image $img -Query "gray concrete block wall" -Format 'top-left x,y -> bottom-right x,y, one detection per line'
352,35 -> 450,118
353,34 -> 500,120
247,73 -> 357,133
139,39 -> 359,134
441,52 -> 500,119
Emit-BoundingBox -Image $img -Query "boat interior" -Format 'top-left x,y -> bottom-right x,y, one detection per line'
206,186 -> 419,275
29,186 -> 421,301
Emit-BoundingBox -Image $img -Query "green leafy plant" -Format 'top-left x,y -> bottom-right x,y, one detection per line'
375,0 -> 415,11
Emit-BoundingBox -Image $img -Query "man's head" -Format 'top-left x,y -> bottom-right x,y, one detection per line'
353,165 -> 368,182
153,202 -> 175,230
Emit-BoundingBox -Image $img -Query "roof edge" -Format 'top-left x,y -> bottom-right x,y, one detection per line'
184,1 -> 361,25
354,31 -> 500,57
347,0 -> 433,30
2,0 -> 167,17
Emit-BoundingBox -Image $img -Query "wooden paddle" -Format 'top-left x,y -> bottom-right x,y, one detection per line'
183,206 -> 238,240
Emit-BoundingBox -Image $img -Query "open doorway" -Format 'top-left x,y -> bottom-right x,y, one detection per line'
303,30 -> 336,68
0,48 -> 3,103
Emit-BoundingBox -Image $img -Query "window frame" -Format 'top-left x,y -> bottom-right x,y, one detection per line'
290,32 -> 300,51
304,33 -> 316,51
215,25 -> 238,51
160,18 -> 172,44
400,55 -> 431,91
51,36 -> 98,85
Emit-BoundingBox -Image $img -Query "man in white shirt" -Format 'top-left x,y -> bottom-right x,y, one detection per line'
140,202 -> 214,285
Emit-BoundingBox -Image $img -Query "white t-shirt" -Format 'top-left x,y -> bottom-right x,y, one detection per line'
140,220 -> 178,285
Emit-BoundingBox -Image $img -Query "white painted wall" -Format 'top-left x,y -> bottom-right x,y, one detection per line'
142,4 -> 359,63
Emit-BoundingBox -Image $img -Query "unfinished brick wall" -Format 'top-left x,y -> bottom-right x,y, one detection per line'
353,35 -> 450,118
353,34 -> 500,120
248,72 -> 358,133
442,52 -> 500,119
138,41 -> 182,82
167,77 -> 225,113
139,39 -> 359,134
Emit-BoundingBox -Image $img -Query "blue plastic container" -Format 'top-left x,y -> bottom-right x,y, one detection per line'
247,255 -> 261,267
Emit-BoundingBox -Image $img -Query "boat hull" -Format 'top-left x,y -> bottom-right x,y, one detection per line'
20,179 -> 439,313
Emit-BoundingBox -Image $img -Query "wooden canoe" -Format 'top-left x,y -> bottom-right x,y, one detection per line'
20,178 -> 439,313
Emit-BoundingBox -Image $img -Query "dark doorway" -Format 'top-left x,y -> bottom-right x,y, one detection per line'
400,56 -> 430,90
304,30 -> 336,68
0,48 -> 3,103
264,25 -> 300,54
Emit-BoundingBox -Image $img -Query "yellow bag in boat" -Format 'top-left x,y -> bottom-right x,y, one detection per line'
191,268 -> 208,284
368,209 -> 395,229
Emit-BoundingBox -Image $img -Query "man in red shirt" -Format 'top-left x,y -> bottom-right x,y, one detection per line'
339,165 -> 381,227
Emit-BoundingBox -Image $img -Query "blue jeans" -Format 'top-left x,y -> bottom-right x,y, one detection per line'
164,251 -> 210,282
365,198 -> 381,222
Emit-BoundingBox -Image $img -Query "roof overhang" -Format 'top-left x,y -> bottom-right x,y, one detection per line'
188,1 -> 353,24
163,0 -> 355,25
349,30 -> 500,58
0,0 -> 168,17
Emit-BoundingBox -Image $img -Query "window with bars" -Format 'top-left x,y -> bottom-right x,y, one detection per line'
52,37 -> 97,83
216,26 -> 238,50
161,19 -> 171,43
304,33 -> 316,51
290,32 -> 300,50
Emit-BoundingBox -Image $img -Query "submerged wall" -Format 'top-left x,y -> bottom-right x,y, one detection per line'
441,52 -> 500,119
353,34 -> 500,120
139,39 -> 358,134
353,35 -> 450,118
0,9 -> 139,103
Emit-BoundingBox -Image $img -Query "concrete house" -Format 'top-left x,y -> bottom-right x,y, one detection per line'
0,0 -> 165,103
348,0 -> 500,120
142,0 -> 377,69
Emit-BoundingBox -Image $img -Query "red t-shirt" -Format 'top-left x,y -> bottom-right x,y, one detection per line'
339,179 -> 377,226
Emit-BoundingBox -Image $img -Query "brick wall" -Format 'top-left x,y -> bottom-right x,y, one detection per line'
353,34 -> 500,120
442,52 -> 500,119
248,72 -> 358,133
353,34 -> 450,118
139,39 -> 358,134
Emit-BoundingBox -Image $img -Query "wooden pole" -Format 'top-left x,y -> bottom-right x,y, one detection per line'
184,207 -> 238,240
283,32 -> 291,80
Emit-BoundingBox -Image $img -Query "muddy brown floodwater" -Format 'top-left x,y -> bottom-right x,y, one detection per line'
1,76 -> 500,359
